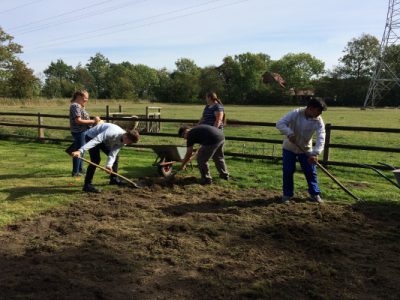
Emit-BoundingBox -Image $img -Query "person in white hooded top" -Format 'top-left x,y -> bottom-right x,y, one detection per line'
276,98 -> 327,203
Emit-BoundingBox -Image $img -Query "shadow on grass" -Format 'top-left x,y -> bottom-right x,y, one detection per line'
162,196 -> 280,216
2,185 -> 80,201
0,172 -> 67,181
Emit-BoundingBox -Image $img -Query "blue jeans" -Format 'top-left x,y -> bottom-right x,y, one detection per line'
71,131 -> 86,174
282,148 -> 320,197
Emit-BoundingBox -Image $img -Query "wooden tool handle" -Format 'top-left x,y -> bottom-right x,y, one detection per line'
294,143 -> 361,202
79,156 -> 139,188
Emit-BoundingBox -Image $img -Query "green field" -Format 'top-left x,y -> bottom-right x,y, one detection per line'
1,98 -> 400,164
1,99 -> 400,225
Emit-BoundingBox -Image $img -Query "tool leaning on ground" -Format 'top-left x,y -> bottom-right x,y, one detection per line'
294,142 -> 362,202
65,144 -> 140,189
78,156 -> 140,189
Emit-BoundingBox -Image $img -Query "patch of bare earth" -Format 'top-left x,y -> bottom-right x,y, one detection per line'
0,179 -> 400,299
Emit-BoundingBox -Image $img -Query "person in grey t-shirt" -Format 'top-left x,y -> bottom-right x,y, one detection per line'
69,90 -> 102,177
178,125 -> 229,185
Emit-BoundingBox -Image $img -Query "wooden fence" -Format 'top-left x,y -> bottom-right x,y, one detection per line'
1,110 -> 400,170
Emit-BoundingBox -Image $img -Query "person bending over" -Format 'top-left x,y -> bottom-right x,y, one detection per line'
178,124 -> 229,185
72,123 -> 139,193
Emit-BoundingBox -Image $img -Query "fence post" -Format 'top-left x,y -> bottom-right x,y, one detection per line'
37,113 -> 45,140
322,123 -> 331,166
146,106 -> 150,132
106,105 -> 110,123
119,104 -> 122,113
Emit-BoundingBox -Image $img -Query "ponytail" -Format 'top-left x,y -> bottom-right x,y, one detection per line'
206,92 -> 223,105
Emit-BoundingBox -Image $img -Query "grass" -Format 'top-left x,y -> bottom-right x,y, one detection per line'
1,99 -> 400,165
1,98 -> 400,225
0,137 -> 399,227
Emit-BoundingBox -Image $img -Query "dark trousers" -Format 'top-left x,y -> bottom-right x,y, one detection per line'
84,136 -> 119,186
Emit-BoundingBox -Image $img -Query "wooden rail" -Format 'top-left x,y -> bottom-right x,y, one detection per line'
0,111 -> 399,170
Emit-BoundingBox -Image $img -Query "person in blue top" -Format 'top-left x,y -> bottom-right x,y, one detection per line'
71,123 -> 139,193
198,92 -> 225,129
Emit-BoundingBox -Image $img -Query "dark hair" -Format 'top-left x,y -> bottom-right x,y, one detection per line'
178,126 -> 189,138
206,92 -> 222,104
206,91 -> 226,125
70,90 -> 88,103
307,98 -> 327,111
125,129 -> 140,143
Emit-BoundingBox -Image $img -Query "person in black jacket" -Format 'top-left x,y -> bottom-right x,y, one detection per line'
178,125 -> 229,185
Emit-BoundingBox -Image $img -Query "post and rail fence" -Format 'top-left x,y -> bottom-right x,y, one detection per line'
1,107 -> 400,170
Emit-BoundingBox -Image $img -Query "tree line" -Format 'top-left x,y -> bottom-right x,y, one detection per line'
1,26 -> 400,106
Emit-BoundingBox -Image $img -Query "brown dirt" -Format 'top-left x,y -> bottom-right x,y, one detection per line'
0,178 -> 400,300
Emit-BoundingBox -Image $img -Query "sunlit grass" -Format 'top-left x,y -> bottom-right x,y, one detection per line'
0,138 -> 399,226
1,100 -> 400,226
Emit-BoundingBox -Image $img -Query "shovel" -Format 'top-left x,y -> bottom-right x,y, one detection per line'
78,156 -> 140,189
294,143 -> 362,202
65,143 -> 140,189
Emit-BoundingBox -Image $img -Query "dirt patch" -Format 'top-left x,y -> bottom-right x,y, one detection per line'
0,181 -> 400,299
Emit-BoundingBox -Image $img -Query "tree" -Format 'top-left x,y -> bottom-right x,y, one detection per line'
153,68 -> 174,102
86,53 -> 110,98
270,53 -> 325,90
43,59 -> 75,97
0,27 -> 22,79
7,60 -> 40,98
74,64 -> 96,95
198,66 -> 225,98
169,58 -> 201,102
104,63 -> 136,99
335,33 -> 379,79
130,64 -> 159,99
382,44 -> 400,75
219,52 -> 270,103
0,27 -> 40,98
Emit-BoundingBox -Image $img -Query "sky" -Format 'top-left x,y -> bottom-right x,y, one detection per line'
1,0 -> 388,76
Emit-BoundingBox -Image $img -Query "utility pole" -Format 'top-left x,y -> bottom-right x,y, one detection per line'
363,0 -> 400,108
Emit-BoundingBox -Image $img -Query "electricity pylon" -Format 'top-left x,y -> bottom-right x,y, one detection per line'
363,0 -> 400,108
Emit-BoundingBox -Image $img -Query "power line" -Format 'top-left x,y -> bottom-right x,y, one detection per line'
10,0 -> 146,34
0,0 -> 44,15
26,0 -> 224,45
27,0 -> 250,51
8,0 -> 113,31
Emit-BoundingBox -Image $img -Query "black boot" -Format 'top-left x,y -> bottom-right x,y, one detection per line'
83,184 -> 101,193
109,178 -> 127,186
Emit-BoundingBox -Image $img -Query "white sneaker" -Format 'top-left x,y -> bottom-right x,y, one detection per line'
310,194 -> 323,203
281,195 -> 291,204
